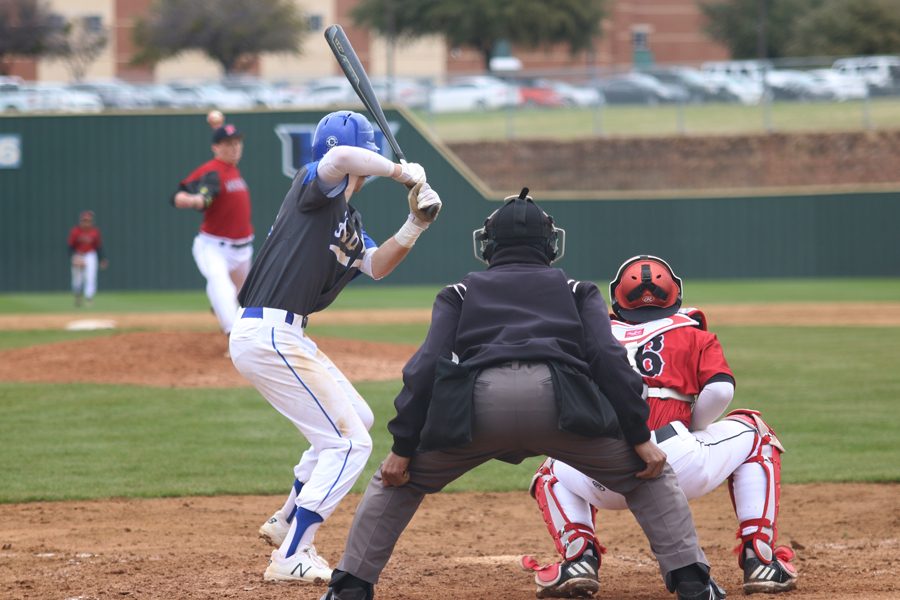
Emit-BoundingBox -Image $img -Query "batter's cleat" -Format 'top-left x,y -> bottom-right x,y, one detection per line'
264,547 -> 332,584
742,545 -> 798,594
675,577 -> 727,600
531,551 -> 599,598
259,512 -> 291,547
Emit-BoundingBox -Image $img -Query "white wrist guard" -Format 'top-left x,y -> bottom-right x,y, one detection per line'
393,214 -> 428,248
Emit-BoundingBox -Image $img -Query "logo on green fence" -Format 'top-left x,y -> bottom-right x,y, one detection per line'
274,122 -> 400,179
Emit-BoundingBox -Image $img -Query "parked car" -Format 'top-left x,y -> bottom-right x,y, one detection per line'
165,82 -> 255,110
0,76 -> 38,112
371,77 -> 430,109
221,77 -> 293,108
512,79 -> 565,107
765,69 -> 835,101
699,72 -> 765,105
21,83 -> 103,113
538,80 -> 604,107
428,75 -> 520,113
832,55 -> 900,93
67,79 -> 151,110
591,73 -> 687,105
807,69 -> 869,101
641,66 -> 733,103
290,77 -> 361,108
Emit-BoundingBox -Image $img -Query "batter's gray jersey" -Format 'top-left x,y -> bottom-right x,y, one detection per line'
238,163 -> 376,316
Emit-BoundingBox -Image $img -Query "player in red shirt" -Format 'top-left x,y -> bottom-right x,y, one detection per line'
68,210 -> 108,307
172,122 -> 253,335
523,255 -> 798,598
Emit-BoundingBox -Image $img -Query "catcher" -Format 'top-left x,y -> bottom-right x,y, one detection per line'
522,255 -> 798,597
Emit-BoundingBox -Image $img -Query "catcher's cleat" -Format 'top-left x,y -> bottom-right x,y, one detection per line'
259,512 -> 291,547
675,577 -> 727,600
263,546 -> 332,583
526,549 -> 600,598
742,545 -> 798,594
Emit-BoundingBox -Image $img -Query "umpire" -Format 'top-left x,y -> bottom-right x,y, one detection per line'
321,189 -> 723,600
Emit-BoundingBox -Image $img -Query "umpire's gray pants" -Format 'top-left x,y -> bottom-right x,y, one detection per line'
337,362 -> 707,584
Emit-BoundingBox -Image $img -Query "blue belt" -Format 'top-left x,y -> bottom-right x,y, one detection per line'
241,306 -> 308,328
653,423 -> 678,444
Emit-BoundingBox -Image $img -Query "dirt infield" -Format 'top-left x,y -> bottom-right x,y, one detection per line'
1,305 -> 898,598
1,485 -> 898,599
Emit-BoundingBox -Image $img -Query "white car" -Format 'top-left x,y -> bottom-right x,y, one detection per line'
371,77 -> 430,109
22,83 -> 103,113
700,72 -> 765,105
537,79 -> 604,107
808,69 -> 869,101
289,77 -> 361,108
429,75 -> 520,113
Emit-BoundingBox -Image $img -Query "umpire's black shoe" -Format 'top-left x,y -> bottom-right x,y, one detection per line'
320,570 -> 374,600
675,577 -> 726,600
742,545 -> 798,594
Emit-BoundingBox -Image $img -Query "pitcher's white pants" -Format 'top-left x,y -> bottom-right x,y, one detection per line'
229,308 -> 374,525
192,232 -> 252,334
548,420 -> 772,534
71,250 -> 98,299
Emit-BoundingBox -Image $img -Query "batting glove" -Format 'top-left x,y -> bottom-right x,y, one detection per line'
396,161 -> 426,186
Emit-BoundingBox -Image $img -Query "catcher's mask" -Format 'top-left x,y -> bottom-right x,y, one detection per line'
472,187 -> 565,265
610,255 -> 683,323
312,111 -> 379,161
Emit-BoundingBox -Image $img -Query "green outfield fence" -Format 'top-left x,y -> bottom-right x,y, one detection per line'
1,109 -> 898,292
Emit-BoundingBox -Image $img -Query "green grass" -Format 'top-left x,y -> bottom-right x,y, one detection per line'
412,98 -> 900,141
1,325 -> 897,503
0,329 -> 118,350
1,278 -> 897,316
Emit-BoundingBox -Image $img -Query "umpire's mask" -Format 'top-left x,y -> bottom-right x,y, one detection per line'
473,187 -> 566,265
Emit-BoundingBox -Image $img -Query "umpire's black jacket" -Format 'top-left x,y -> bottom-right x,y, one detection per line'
388,246 -> 651,457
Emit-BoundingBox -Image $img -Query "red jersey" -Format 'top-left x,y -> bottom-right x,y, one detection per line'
180,158 -> 253,240
68,225 -> 102,254
611,313 -> 733,430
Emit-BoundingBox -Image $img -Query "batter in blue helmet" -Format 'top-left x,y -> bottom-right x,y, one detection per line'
230,110 -> 442,585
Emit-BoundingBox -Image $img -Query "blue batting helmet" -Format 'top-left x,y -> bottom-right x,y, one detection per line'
312,111 -> 379,161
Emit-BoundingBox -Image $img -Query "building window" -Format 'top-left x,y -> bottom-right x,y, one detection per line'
83,15 -> 103,32
632,30 -> 649,51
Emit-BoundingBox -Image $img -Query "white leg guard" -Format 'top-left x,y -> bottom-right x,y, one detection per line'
529,458 -> 600,562
725,409 -> 789,566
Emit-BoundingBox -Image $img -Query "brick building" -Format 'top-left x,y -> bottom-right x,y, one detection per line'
5,0 -> 729,82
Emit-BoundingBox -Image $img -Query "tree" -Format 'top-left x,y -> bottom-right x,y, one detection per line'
353,0 -> 606,71
0,0 -> 62,75
47,16 -> 109,81
698,0 -> 821,59
788,0 -> 900,57
133,0 -> 307,75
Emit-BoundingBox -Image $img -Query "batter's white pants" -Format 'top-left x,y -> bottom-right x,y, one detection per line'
71,250 -> 98,299
229,308 -> 374,528
548,419 -> 775,538
192,232 -> 252,334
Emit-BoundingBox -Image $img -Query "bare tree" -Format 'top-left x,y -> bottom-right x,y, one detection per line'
47,16 -> 108,81
133,0 -> 307,75
0,0 -> 61,75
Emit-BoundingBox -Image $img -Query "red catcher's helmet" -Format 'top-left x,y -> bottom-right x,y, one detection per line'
609,255 -> 683,323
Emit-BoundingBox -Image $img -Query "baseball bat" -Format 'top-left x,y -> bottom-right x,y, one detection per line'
324,24 -> 438,219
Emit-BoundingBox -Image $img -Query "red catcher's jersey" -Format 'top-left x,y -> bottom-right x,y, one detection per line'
68,225 -> 102,254
611,316 -> 733,430
182,158 -> 253,240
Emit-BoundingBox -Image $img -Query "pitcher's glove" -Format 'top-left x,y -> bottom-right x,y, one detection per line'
407,181 -> 442,225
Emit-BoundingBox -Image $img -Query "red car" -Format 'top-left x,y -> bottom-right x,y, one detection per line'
518,83 -> 565,107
